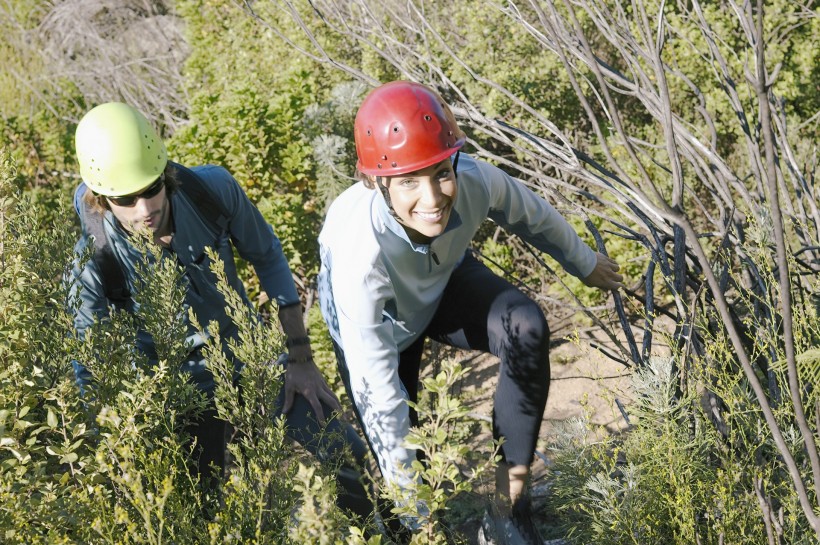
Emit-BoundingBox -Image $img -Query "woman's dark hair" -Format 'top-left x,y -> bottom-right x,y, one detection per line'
356,169 -> 377,190
82,163 -> 180,213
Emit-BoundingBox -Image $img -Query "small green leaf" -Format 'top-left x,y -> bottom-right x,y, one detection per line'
60,452 -> 78,464
47,408 -> 58,428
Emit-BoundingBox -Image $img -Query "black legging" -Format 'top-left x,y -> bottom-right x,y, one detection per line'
337,250 -> 550,472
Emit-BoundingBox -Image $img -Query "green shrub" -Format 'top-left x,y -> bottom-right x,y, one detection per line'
0,151 -> 372,542
383,359 -> 496,544
0,148 -> 83,543
546,251 -> 820,545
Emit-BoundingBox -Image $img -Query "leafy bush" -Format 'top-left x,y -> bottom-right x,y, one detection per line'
4,0 -> 819,541
0,152 -> 306,542
0,148 -> 81,543
170,0 -> 366,285
388,359 -> 496,544
1,150 -> 496,542
546,235 -> 820,544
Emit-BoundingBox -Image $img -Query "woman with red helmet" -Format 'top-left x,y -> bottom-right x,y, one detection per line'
317,81 -> 623,543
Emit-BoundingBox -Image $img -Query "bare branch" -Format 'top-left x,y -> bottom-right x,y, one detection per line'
255,0 -> 820,530
33,0 -> 188,131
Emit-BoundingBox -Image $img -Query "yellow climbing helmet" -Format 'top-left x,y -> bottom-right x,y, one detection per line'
75,102 -> 167,196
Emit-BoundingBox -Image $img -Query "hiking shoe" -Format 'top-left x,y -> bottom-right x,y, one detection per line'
477,500 -> 545,545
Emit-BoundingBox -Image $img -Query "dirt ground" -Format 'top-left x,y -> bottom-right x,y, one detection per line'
418,302 -> 636,544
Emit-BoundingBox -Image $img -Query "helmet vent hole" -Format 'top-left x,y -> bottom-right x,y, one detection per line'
424,115 -> 432,121
377,164 -> 382,169
391,162 -> 397,167
381,155 -> 387,160
367,129 -> 372,136
393,127 -> 399,132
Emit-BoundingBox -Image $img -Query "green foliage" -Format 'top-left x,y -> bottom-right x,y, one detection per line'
0,1 -> 52,119
305,302 -> 347,401
190,247 -> 303,541
0,1 -> 100,206
288,463 -> 352,545
0,149 -> 83,543
0,108 -> 80,230
420,0 -> 585,138
546,223 -> 820,543
478,237 -> 515,278
384,359 -> 496,544
0,151 -> 369,541
547,356 -> 790,544
171,0 -> 366,282
169,82 -> 320,281
663,0 -> 818,141
553,213 -> 647,308
307,310 -> 495,543
303,80 -> 369,213
66,233 -> 207,543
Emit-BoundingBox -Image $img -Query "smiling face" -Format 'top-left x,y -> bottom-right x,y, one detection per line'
378,158 -> 457,244
107,183 -> 171,240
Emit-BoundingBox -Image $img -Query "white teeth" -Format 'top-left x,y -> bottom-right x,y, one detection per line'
415,207 -> 448,221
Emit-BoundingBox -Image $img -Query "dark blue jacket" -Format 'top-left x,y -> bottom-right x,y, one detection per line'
68,165 -> 298,392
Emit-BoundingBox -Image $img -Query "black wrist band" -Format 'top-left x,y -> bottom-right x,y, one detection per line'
286,336 -> 311,348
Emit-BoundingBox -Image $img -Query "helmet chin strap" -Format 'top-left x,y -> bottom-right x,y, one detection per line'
452,150 -> 461,174
375,151 -> 461,219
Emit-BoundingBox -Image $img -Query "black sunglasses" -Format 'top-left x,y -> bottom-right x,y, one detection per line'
106,175 -> 165,207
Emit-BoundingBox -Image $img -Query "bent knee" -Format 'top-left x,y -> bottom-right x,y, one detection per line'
488,291 -> 549,353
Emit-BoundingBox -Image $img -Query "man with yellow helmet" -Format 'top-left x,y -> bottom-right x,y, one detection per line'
68,102 -> 373,519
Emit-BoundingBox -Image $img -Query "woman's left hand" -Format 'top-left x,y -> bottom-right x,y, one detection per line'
582,252 -> 624,291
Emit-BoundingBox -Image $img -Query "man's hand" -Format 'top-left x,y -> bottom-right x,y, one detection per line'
277,303 -> 342,422
282,357 -> 342,423
582,252 -> 624,291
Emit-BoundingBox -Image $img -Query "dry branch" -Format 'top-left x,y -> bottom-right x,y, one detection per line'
242,0 -> 820,533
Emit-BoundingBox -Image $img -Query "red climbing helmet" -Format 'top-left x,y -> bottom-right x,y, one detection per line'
354,81 -> 466,176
